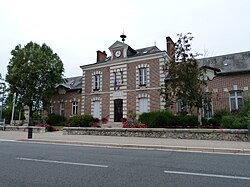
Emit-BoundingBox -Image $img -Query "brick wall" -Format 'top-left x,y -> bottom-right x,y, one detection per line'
207,73 -> 250,112
50,89 -> 81,117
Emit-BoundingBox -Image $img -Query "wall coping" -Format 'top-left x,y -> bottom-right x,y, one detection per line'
63,127 -> 248,134
2,126 -> 46,133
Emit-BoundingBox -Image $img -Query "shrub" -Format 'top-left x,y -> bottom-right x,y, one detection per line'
46,113 -> 66,126
175,114 -> 198,127
69,115 -> 93,127
212,109 -> 231,126
139,110 -> 174,128
221,115 -> 234,129
221,115 -> 247,129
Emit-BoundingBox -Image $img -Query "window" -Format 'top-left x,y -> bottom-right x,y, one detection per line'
176,99 -> 188,114
230,91 -> 243,111
72,101 -> 78,115
93,100 -> 100,118
120,71 -> 124,84
94,74 -> 100,91
60,102 -> 64,115
203,101 -> 212,118
139,98 -> 148,114
49,103 -> 54,114
139,68 -> 147,86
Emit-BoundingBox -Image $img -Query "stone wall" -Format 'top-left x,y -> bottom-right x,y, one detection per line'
63,127 -> 249,142
2,126 -> 46,133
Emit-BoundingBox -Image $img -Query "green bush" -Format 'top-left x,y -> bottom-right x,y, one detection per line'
69,115 -> 93,127
139,110 -> 174,128
208,109 -> 231,127
46,113 -> 66,126
221,115 -> 247,129
175,114 -> 198,127
221,115 -> 234,129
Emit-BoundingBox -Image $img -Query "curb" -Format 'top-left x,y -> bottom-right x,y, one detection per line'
18,139 -> 250,155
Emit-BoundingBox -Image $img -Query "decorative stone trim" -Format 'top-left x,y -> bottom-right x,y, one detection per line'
91,97 -> 102,118
136,64 -> 150,88
136,93 -> 150,115
91,71 -> 103,92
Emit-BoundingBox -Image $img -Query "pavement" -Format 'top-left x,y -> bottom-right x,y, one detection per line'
0,131 -> 250,154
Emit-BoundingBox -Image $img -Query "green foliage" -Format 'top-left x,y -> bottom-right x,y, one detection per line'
175,114 -> 198,127
221,115 -> 247,129
69,115 -> 93,127
45,113 -> 66,126
5,42 -> 65,116
127,111 -> 137,120
211,109 -> 231,126
139,110 -> 174,128
161,33 -> 206,126
140,110 -> 198,128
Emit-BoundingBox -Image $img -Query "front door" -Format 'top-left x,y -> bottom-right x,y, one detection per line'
114,99 -> 123,122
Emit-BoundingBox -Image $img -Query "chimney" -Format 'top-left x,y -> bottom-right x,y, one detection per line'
97,50 -> 107,62
166,36 -> 175,60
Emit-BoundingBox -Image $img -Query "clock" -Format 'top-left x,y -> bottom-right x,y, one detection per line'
115,50 -> 121,58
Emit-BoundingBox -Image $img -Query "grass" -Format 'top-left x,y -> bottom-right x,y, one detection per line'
51,126 -> 65,131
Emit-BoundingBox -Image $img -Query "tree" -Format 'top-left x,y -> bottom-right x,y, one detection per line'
6,42 -> 65,117
161,33 -> 206,125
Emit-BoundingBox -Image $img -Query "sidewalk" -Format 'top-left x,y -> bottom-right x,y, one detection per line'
0,131 -> 250,154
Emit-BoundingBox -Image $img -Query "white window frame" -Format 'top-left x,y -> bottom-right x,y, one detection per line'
139,98 -> 148,114
60,102 -> 64,116
49,103 -> 54,114
176,99 -> 188,114
93,100 -> 100,118
94,74 -> 100,91
229,91 -> 243,111
72,101 -> 78,115
139,68 -> 147,86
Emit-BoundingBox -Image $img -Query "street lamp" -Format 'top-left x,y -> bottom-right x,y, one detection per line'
0,82 -> 6,118
0,82 -> 6,126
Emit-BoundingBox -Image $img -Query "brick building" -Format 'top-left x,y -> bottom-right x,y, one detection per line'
199,51 -> 250,114
49,76 -> 82,117
49,37 -> 250,123
80,37 -> 175,123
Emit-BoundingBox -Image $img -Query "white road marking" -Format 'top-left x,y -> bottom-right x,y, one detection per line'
16,157 -> 108,168
164,170 -> 250,180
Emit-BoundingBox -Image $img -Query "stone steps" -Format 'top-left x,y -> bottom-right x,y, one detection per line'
101,122 -> 123,128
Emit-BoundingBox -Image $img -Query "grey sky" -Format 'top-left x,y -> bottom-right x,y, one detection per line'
1,0 -> 250,78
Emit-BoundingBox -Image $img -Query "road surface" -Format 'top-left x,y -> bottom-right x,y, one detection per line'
0,141 -> 249,187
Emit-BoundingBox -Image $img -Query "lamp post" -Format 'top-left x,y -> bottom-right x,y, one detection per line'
0,82 -> 6,120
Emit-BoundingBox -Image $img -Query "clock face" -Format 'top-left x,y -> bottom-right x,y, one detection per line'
115,50 -> 121,57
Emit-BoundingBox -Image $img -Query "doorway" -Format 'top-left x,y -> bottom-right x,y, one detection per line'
114,99 -> 123,122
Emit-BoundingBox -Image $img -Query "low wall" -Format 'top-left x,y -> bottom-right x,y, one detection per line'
1,126 -> 46,133
63,127 -> 249,142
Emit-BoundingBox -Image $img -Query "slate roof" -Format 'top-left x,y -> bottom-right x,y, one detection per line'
56,76 -> 82,90
198,51 -> 250,74
130,46 -> 162,57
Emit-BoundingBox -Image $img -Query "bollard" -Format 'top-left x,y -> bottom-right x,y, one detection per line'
28,127 -> 33,139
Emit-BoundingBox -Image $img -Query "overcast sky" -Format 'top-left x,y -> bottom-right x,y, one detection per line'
1,0 -> 250,78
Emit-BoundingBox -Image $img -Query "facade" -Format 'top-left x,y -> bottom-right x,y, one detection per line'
80,38 -> 174,122
49,76 -> 82,117
199,51 -> 250,114
49,37 -> 250,122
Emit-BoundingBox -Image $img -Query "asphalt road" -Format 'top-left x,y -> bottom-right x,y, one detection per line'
0,141 -> 250,187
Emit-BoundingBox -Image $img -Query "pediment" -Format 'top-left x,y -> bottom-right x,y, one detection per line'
109,41 -> 128,50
